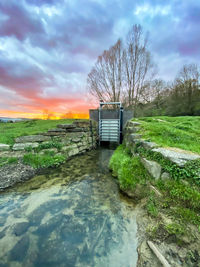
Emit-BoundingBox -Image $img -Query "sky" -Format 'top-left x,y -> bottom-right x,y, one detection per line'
0,0 -> 200,118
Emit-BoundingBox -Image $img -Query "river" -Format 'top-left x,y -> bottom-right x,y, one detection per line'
0,148 -> 138,267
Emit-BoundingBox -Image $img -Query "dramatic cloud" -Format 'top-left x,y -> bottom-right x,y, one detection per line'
0,0 -> 199,117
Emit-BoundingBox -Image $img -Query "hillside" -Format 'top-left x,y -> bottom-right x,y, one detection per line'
135,116 -> 200,154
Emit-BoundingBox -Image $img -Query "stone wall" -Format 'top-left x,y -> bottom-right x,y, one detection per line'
0,120 -> 98,159
123,120 -> 200,180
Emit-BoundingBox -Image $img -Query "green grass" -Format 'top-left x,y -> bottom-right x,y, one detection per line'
23,151 -> 66,169
0,157 -> 18,167
0,119 -> 74,145
136,116 -> 200,154
109,144 -> 151,190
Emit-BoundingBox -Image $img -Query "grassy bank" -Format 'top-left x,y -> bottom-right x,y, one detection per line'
0,119 -> 74,145
109,145 -> 152,191
136,116 -> 200,154
109,144 -> 200,247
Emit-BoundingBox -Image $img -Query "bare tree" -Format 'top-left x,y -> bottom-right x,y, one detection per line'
87,39 -> 123,103
123,25 -> 155,110
87,24 -> 155,112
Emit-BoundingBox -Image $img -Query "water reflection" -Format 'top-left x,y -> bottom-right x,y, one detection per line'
0,149 -> 137,267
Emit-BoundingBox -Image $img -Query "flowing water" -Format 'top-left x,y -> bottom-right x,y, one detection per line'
0,149 -> 138,267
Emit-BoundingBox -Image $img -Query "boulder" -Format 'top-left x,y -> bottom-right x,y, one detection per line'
12,142 -> 39,151
15,135 -> 51,143
141,158 -> 162,179
152,147 -> 200,166
0,144 -> 10,151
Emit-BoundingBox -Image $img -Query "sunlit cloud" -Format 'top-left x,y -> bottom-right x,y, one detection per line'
0,0 -> 199,118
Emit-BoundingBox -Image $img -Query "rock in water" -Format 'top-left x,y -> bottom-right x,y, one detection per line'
13,222 -> 29,236
10,235 -> 29,261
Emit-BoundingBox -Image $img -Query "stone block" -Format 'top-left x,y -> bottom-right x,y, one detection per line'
73,120 -> 90,128
130,134 -> 142,141
66,128 -> 89,132
13,143 -> 39,151
141,157 -> 161,179
43,131 -> 66,136
141,141 -> 158,150
152,147 -> 200,166
68,148 -> 79,157
15,135 -> 51,143
0,144 -> 10,151
57,124 -> 76,129
48,128 -> 66,132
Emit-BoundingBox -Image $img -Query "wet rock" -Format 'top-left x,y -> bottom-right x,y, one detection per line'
0,216 -> 6,226
37,238 -> 79,266
0,144 -> 10,151
13,222 -> 29,236
152,147 -> 200,166
15,135 -> 50,143
141,158 -> 161,180
137,241 -> 161,267
0,228 -> 6,239
60,223 -> 85,244
12,142 -> 39,151
9,235 -> 29,261
0,163 -> 36,190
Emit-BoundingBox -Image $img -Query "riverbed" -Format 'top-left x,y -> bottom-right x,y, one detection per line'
0,148 -> 138,267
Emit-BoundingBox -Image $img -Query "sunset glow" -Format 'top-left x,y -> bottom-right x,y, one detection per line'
0,0 -> 199,118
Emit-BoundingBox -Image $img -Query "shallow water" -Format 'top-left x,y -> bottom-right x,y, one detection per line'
0,149 -> 138,267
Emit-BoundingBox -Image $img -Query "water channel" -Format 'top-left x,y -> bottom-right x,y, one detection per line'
0,148 -> 138,267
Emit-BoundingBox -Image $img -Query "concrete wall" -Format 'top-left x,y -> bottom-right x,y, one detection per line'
89,109 -> 134,128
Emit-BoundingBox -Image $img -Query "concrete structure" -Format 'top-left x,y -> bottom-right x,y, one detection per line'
89,103 -> 134,144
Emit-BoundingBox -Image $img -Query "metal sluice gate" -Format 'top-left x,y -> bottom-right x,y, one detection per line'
99,102 -> 123,144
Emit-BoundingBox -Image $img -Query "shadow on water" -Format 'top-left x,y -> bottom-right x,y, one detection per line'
0,148 -> 138,267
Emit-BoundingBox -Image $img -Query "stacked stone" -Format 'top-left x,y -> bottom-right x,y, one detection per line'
0,120 -> 98,159
123,120 -> 200,180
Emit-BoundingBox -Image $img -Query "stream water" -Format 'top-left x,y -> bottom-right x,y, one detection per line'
0,149 -> 138,267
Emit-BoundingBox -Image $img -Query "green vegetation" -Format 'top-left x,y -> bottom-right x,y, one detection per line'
35,140 -> 63,152
146,193 -> 159,217
0,157 -> 18,167
136,146 -> 200,185
109,144 -> 151,190
23,151 -> 66,169
136,116 -> 200,154
0,119 -> 73,145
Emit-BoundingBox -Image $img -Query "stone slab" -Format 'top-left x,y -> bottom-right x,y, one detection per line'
152,147 -> 200,166
12,143 -> 39,151
15,135 -> 51,143
0,144 -> 10,151
57,124 -> 76,129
